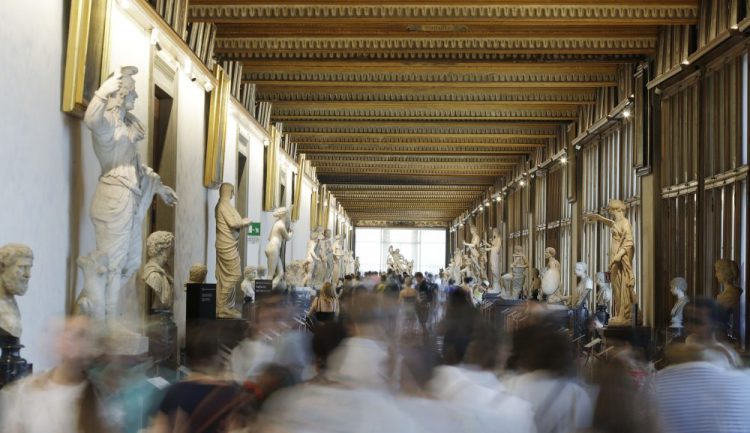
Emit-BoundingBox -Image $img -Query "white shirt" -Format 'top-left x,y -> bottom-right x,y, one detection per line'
1,375 -> 87,433
653,361 -> 750,433
504,371 -> 593,433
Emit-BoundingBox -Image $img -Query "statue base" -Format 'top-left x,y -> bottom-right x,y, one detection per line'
0,335 -> 32,388
147,311 -> 178,371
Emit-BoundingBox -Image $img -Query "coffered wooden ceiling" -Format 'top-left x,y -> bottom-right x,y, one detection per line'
191,0 -> 698,227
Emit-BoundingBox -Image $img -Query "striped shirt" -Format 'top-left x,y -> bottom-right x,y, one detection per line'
653,361 -> 750,433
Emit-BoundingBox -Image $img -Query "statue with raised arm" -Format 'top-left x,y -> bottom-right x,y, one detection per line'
216,183 -> 251,318
84,67 -> 178,320
586,200 -> 636,326
265,207 -> 293,290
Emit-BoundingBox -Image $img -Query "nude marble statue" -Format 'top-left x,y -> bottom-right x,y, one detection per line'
305,228 -> 323,288
485,228 -> 502,292
216,183 -> 251,318
84,67 -> 178,321
265,207 -> 293,290
0,244 -> 33,338
586,200 -> 636,326
74,251 -> 108,320
141,231 -> 175,312
670,277 -> 689,328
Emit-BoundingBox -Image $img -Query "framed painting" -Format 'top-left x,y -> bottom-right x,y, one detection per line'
204,65 -> 230,188
63,0 -> 113,115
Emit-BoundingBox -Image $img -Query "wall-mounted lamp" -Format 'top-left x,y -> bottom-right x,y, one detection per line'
622,109 -> 632,119
263,138 -> 270,147
560,156 -> 568,164
519,180 -> 526,187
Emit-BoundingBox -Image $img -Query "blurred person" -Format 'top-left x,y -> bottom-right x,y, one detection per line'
653,340 -> 750,433
682,297 -> 741,368
414,272 -> 435,336
306,282 -> 339,327
440,288 -> 478,365
1,316 -> 111,433
427,321 -> 536,433
398,278 -> 419,338
504,324 -> 594,433
258,293 -> 421,433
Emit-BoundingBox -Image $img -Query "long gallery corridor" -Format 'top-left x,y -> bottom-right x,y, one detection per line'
2,1 -> 750,433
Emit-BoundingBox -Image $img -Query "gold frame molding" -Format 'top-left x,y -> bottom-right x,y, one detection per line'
62,0 -> 112,115
291,154 -> 306,221
263,126 -> 281,210
204,65 -> 230,188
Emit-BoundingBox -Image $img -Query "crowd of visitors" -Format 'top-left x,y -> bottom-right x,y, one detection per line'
2,270 -> 749,433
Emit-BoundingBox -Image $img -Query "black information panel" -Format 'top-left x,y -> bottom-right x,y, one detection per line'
254,279 -> 273,297
186,283 -> 216,320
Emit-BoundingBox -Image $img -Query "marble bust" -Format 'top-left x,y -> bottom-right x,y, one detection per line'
84,66 -> 178,321
670,277 -> 689,328
188,264 -> 208,284
265,207 -> 293,290
572,262 -> 593,309
0,244 -> 33,338
141,231 -> 175,312
216,183 -> 251,318
714,259 -> 741,312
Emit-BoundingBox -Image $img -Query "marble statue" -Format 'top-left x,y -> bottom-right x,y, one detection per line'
714,259 -> 741,312
0,244 -> 33,338
265,207 -> 293,290
541,247 -> 563,303
84,67 -> 178,320
354,256 -> 360,275
284,260 -> 308,287
74,251 -> 108,320
586,200 -> 636,326
188,264 -> 207,284
331,234 -> 344,284
257,265 -> 268,280
485,228 -> 502,292
305,228 -> 322,288
528,268 -> 541,300
511,245 -> 528,298
322,229 -> 334,282
670,277 -> 689,328
216,183 -> 251,318
595,271 -> 612,323
241,266 -> 258,301
141,231 -> 175,312
345,251 -> 355,276
572,262 -> 593,309
463,226 -> 483,280
405,259 -> 414,276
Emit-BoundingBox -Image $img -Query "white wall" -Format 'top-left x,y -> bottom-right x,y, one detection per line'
0,0 -> 76,369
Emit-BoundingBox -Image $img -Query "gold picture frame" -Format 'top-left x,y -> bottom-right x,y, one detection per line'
263,126 -> 281,210
63,0 -> 113,115
291,155 -> 306,221
204,65 -> 230,188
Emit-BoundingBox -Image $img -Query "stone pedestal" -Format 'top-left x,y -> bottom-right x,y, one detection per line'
0,335 -> 32,389
147,311 -> 178,372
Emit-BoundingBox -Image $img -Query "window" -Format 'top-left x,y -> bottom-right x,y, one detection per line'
354,228 -> 447,274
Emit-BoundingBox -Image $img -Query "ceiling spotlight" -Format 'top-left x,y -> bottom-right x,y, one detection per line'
622,110 -> 632,119
681,59 -> 690,66
519,180 -> 526,187
484,201 -> 490,207
560,156 -> 568,164
575,144 -> 581,151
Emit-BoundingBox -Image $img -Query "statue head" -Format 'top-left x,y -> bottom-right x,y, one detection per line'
492,227 -> 500,237
575,262 -> 588,278
0,244 -> 33,298
311,227 -> 323,240
273,207 -> 290,225
257,265 -> 268,278
607,199 -> 627,218
513,245 -> 524,255
146,231 -> 174,263
189,263 -> 208,283
324,229 -> 331,238
714,259 -> 739,285
243,266 -> 258,281
470,225 -> 478,235
670,277 -> 687,297
219,183 -> 235,200
107,66 -> 139,112
544,247 -> 556,259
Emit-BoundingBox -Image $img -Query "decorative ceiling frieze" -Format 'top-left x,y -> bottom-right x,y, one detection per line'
256,88 -> 596,103
190,4 -> 697,22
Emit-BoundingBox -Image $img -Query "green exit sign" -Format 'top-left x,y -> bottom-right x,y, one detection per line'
248,222 -> 261,237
